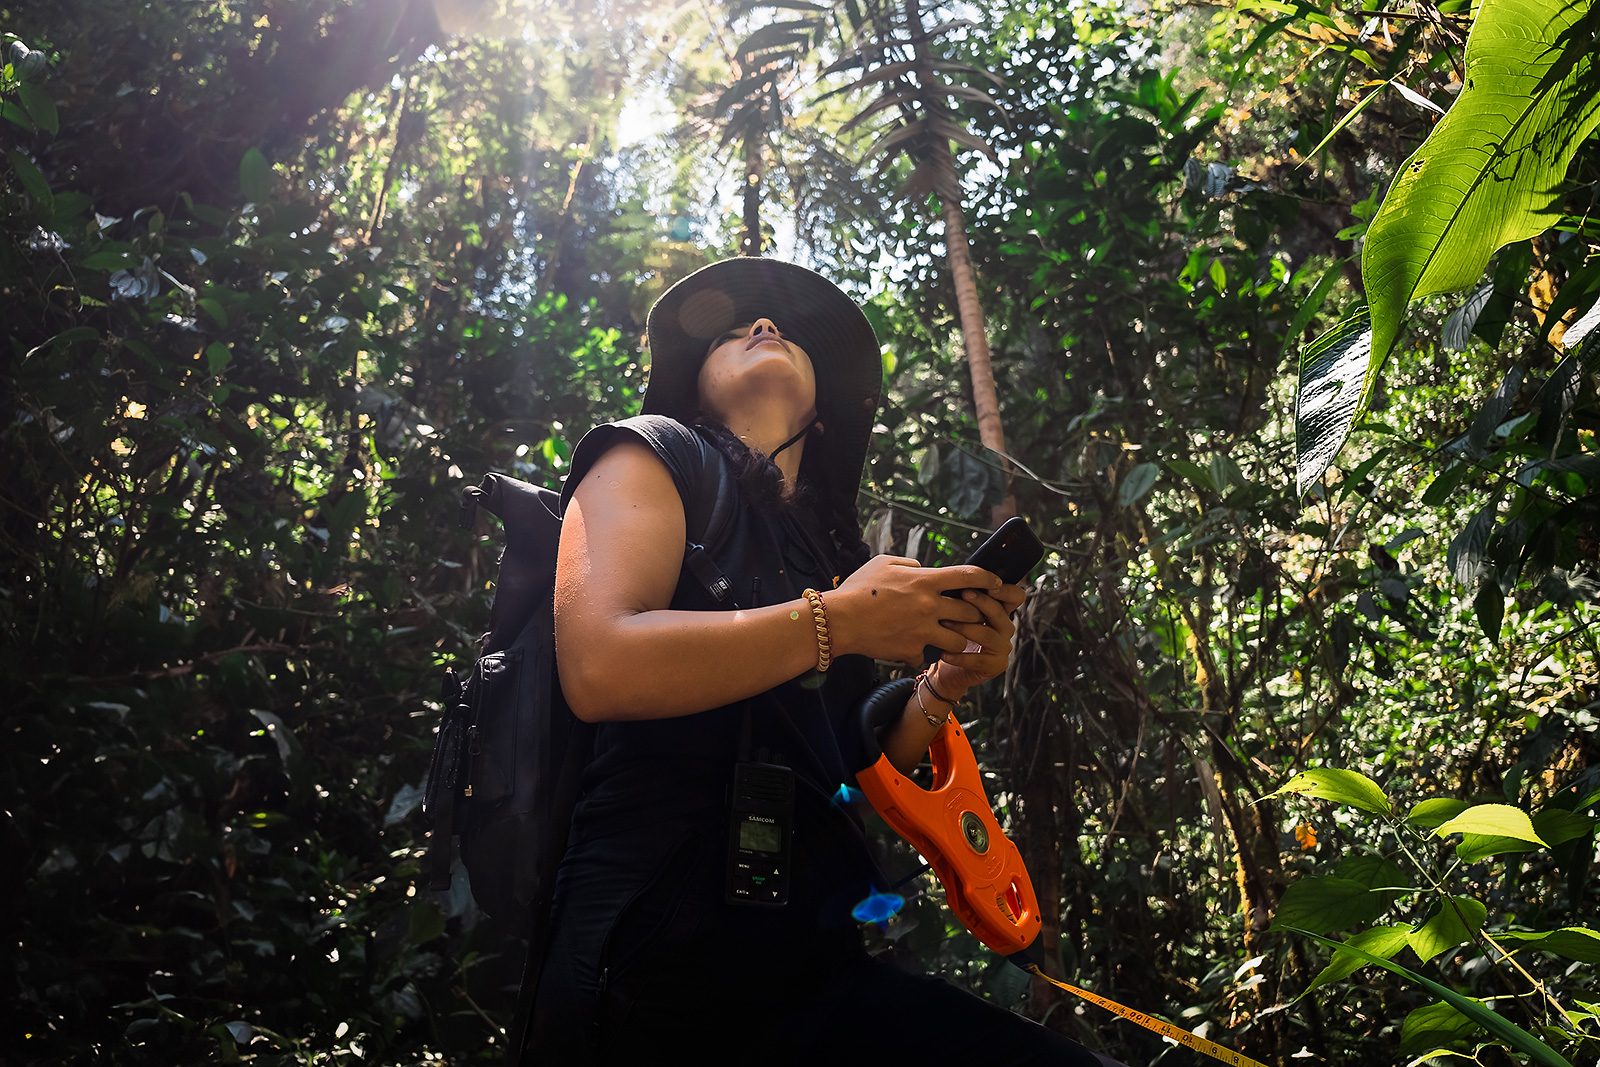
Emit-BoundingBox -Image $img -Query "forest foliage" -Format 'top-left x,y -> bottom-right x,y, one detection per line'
3,0 -> 1599,1064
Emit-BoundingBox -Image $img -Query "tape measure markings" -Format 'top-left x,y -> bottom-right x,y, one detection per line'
1025,968 -> 1270,1067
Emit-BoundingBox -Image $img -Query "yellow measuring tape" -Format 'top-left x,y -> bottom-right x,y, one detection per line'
1021,966 -> 1271,1067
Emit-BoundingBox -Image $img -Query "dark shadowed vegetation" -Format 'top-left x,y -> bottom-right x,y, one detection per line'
4,0 -> 1598,1063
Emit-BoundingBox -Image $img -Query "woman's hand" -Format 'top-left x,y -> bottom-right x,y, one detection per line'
824,554 -> 1004,666
927,583 -> 1026,695
876,579 -> 1027,773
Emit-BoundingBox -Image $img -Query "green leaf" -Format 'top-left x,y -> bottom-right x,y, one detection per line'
1335,447 -> 1390,505
1499,927 -> 1600,963
1474,579 -> 1504,642
1434,803 -> 1547,846
1533,807 -> 1597,846
239,147 -> 272,203
1456,832 -> 1544,862
1270,876 -> 1391,934
1,98 -> 36,131
1332,854 -> 1412,900
78,250 -> 134,271
206,342 -> 232,376
1281,927 -> 1574,1067
197,298 -> 229,329
1208,257 -> 1227,291
1404,1051 -> 1483,1066
1420,460 -> 1470,507
1304,923 -> 1413,994
1362,0 -> 1600,374
1278,257 -> 1347,363
1266,767 -> 1392,815
17,82 -> 58,135
1407,797 -> 1472,828
1304,81 -> 1387,160
1401,1000 -> 1486,1055
1209,453 -> 1246,493
1166,458 -> 1215,492
1294,310 -> 1374,496
1408,896 -> 1488,963
1117,462 -> 1159,507
7,149 -> 52,212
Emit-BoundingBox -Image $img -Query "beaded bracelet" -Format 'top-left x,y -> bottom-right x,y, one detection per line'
800,588 -> 832,672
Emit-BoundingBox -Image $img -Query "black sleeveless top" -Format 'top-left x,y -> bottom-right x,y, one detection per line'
557,418 -> 883,934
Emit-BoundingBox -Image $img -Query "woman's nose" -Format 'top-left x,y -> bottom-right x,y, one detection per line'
749,318 -> 780,339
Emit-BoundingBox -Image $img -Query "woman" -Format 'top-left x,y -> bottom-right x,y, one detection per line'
529,259 -> 1113,1065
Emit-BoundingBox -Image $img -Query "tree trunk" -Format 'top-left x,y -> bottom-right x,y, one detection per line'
902,0 -> 1014,525
741,137 -> 763,256
934,168 -> 1015,524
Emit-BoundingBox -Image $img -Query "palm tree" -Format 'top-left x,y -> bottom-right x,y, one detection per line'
697,2 -> 830,254
823,0 -> 1013,522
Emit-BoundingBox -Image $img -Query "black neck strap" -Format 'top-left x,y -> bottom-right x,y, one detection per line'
769,418 -> 818,463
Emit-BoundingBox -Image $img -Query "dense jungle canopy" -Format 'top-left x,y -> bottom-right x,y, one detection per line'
5,0 -> 1600,1063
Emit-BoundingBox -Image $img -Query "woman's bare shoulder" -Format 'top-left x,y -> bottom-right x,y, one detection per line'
568,437 -> 683,515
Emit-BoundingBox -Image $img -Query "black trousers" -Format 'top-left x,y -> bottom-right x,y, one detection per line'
525,823 -> 1126,1066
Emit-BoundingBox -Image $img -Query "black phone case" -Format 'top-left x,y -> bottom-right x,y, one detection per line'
924,517 -> 1045,664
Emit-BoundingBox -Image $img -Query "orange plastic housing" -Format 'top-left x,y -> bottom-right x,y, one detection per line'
856,715 -> 1042,957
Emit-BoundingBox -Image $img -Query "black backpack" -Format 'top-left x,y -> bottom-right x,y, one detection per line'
421,416 -> 737,928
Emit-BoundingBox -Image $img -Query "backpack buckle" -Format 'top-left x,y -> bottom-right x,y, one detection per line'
683,543 -> 732,604
459,486 -> 485,530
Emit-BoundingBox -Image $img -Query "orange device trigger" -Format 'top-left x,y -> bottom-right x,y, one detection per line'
853,679 -> 1042,957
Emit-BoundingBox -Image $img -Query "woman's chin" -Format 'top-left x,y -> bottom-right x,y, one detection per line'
704,362 -> 815,414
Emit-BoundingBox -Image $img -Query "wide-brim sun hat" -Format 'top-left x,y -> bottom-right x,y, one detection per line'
643,258 -> 882,508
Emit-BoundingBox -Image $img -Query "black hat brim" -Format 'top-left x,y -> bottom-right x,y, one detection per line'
643,258 -> 881,506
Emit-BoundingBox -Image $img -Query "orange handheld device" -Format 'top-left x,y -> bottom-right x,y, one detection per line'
854,679 -> 1043,957
853,686 -> 1275,1067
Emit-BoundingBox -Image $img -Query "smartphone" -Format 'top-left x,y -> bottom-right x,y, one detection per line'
948,516 -> 1045,590
924,517 -> 1045,663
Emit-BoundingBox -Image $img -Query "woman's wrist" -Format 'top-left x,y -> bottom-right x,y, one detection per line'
926,662 -> 970,703
799,588 -> 832,671
816,585 -> 864,659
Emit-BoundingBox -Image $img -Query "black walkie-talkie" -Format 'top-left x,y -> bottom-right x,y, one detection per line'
726,761 -> 793,907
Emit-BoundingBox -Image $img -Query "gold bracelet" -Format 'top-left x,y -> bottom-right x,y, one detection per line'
914,676 -> 948,727
800,588 -> 832,672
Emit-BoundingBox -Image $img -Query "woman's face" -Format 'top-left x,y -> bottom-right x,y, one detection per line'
696,317 -> 817,427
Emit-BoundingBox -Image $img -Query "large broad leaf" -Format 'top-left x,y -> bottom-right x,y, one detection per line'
1333,854 -> 1414,904
1534,807 -> 1597,846
1401,1000 -> 1487,1055
1295,0 -> 1600,489
1436,803 -> 1551,861
1499,926 -> 1600,962
1282,928 -> 1575,1067
1406,797 -> 1473,828
1269,875 -> 1393,934
1364,0 -> 1600,364
1266,767 -> 1392,815
1303,923 -> 1413,995
1409,895 -> 1488,963
1294,311 -> 1374,495
1117,462 -> 1159,506
1434,803 -> 1547,845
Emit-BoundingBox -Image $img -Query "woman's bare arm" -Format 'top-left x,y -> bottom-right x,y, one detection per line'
555,440 -> 998,723
555,440 -> 819,722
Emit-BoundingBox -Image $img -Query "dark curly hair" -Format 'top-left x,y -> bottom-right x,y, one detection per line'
690,416 -> 872,578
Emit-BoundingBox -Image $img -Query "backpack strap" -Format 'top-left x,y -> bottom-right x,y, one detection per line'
563,415 -> 740,605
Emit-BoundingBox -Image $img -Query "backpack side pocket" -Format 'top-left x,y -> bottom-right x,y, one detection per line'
466,648 -> 522,805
